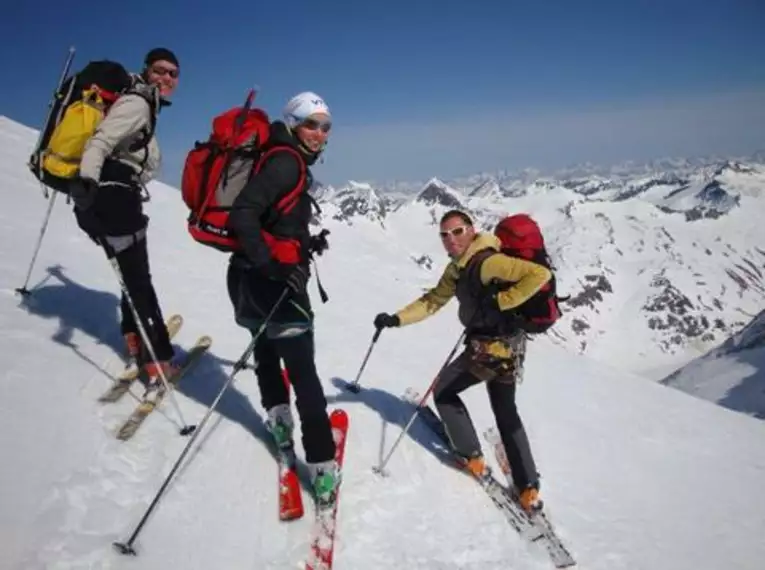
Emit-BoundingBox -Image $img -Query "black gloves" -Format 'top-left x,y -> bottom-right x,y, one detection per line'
309,229 -> 330,257
480,279 -> 508,313
70,177 -> 99,211
70,178 -> 104,241
374,312 -> 400,329
264,261 -> 309,294
284,265 -> 309,294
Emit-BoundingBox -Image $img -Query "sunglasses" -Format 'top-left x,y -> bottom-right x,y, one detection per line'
300,118 -> 332,133
439,226 -> 469,239
150,66 -> 179,79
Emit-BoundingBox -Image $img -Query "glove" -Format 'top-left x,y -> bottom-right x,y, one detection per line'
309,229 -> 330,257
480,279 -> 507,314
70,178 -> 105,242
264,261 -> 309,294
374,312 -> 400,329
284,265 -> 309,294
70,177 -> 100,211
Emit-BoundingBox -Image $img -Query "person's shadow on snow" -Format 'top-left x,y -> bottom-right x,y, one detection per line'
326,376 -> 455,468
174,350 -> 315,493
17,264 -> 125,376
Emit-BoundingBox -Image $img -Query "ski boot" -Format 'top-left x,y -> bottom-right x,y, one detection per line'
141,361 -> 179,403
124,332 -> 141,360
267,404 -> 297,463
308,459 -> 340,510
455,450 -> 490,479
516,482 -> 544,514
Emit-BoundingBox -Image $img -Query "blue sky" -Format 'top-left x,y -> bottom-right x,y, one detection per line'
2,0 -> 764,187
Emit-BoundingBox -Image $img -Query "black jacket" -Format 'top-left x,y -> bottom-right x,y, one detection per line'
228,120 -> 318,270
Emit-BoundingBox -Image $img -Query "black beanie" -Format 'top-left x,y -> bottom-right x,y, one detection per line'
144,47 -> 179,68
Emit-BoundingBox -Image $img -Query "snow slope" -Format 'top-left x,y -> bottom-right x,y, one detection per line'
661,309 -> 765,419
2,116 -> 765,570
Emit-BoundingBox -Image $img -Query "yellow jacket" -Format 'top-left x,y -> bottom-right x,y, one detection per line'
395,232 -> 552,328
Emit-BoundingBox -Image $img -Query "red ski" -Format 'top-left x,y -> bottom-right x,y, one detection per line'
279,458 -> 303,520
279,368 -> 304,521
305,408 -> 349,570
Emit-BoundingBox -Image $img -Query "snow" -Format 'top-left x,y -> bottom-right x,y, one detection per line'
325,154 -> 765,378
1,115 -> 765,569
662,309 -> 765,419
323,149 -> 765,378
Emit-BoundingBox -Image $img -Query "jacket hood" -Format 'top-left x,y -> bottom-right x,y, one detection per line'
131,73 -> 169,110
269,120 -> 320,166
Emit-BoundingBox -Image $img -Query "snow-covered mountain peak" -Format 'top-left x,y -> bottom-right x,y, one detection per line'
414,177 -> 465,209
321,179 -> 389,225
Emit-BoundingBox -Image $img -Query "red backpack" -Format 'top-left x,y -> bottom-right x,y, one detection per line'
181,90 -> 307,264
493,213 -> 563,334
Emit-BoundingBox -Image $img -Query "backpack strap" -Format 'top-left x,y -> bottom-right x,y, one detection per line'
254,145 -> 308,215
462,248 -> 502,299
124,83 -> 160,155
464,248 -> 531,332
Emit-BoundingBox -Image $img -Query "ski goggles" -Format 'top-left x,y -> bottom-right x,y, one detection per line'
149,65 -> 179,79
439,225 -> 469,239
300,117 -> 332,133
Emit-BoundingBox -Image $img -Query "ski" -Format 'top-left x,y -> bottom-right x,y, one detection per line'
402,388 -> 576,568
400,388 -> 539,538
278,449 -> 303,521
305,409 -> 349,570
483,427 -> 576,568
98,314 -> 184,403
278,369 -> 304,521
115,335 -> 212,441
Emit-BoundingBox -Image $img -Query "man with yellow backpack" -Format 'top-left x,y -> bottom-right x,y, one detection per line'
29,48 -> 181,400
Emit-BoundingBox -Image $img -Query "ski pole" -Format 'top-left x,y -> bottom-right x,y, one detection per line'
16,191 -> 59,296
101,241 -> 194,436
27,46 -> 76,190
113,288 -> 289,556
17,47 -> 77,296
373,329 -> 467,476
345,327 -> 383,393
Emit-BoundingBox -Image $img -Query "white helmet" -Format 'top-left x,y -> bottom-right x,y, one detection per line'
283,91 -> 331,128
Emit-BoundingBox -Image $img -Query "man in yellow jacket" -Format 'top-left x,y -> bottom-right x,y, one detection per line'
374,209 -> 551,513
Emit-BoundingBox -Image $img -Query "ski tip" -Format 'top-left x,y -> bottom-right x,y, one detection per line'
113,542 -> 136,556
329,408 -> 349,425
180,424 -> 197,437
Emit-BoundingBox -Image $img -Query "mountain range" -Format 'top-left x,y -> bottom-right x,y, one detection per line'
313,154 -> 765,380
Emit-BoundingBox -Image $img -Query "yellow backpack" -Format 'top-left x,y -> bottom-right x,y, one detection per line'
41,86 -> 116,179
29,60 -> 153,194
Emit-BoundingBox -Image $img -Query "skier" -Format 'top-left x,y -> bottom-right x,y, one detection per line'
374,209 -> 552,513
69,47 -> 180,398
225,92 -> 339,507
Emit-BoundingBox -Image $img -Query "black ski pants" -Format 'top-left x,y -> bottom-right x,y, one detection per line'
73,162 -> 173,363
227,260 -> 335,464
433,334 -> 539,490
252,329 -> 336,464
111,237 -> 174,362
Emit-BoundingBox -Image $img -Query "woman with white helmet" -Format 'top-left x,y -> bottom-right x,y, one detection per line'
226,91 -> 339,507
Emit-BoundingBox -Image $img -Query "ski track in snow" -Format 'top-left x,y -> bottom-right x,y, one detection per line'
1,116 -> 765,569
